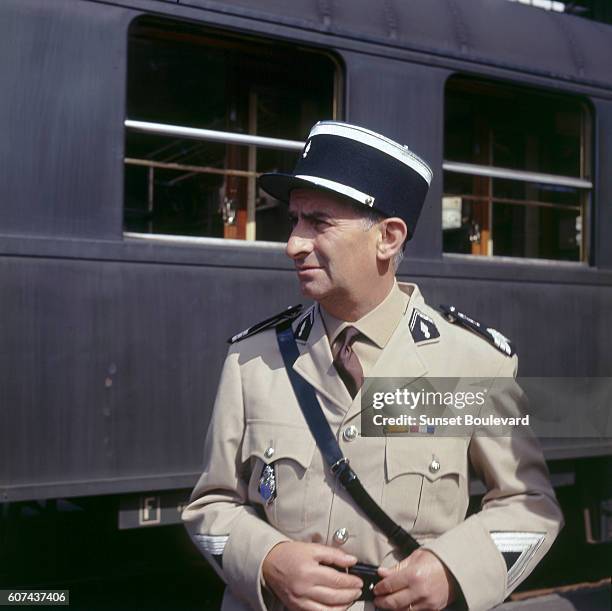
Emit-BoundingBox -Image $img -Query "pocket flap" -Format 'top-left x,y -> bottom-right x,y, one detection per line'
242,420 -> 316,469
385,437 -> 468,482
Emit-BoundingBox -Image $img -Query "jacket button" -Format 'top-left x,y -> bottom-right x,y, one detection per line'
264,447 -> 275,459
333,527 -> 349,544
429,456 -> 441,473
342,425 -> 358,442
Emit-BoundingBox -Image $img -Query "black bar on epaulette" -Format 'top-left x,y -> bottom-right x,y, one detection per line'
276,321 -> 420,557
228,304 -> 303,344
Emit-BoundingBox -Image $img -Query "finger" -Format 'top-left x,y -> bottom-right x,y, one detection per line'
302,602 -> 356,611
312,544 -> 358,568
307,585 -> 363,606
315,565 -> 363,590
378,565 -> 392,577
373,568 -> 414,596
406,600 -> 426,611
377,557 -> 410,577
373,574 -> 397,597
373,588 -> 417,610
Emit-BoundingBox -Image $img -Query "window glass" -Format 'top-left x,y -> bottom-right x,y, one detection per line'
443,76 -> 591,262
125,17 -> 339,241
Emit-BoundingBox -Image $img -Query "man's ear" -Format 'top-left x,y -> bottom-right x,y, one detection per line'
376,217 -> 408,262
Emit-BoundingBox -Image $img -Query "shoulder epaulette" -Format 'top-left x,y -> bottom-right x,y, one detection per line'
227,304 -> 303,344
438,304 -> 516,357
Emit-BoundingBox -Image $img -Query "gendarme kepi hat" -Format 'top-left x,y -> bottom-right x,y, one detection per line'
259,121 -> 432,239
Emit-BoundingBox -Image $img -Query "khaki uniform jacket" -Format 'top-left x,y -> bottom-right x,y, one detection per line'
183,283 -> 563,611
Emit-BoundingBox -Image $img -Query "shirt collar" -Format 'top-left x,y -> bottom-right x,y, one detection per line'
320,282 -> 409,349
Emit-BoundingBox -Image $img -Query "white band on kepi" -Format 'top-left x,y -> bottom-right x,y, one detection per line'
295,175 -> 375,207
309,122 -> 433,185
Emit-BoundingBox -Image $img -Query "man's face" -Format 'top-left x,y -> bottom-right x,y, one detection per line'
286,189 -> 380,307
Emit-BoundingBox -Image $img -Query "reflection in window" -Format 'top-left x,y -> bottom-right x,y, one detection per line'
443,76 -> 591,262
124,17 -> 339,242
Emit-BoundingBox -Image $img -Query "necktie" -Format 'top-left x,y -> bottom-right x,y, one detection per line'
333,326 -> 364,399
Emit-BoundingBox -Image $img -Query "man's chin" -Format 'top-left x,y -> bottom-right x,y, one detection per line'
299,286 -> 320,300
297,280 -> 328,302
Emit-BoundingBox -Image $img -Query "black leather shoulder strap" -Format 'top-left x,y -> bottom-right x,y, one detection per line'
276,321 -> 419,557
276,320 -> 344,468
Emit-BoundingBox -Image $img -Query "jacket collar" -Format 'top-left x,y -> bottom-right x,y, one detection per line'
291,282 -> 435,414
293,305 -> 352,411
319,282 -> 408,349
354,284 -> 429,417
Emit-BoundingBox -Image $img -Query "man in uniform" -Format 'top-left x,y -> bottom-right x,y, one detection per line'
182,121 -> 563,611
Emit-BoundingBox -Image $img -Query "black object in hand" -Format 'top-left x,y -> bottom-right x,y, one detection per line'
347,562 -> 381,601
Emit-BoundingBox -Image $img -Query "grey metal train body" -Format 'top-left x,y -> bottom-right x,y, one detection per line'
1,0 -> 611,531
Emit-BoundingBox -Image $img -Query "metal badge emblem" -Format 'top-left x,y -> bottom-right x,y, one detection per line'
258,464 -> 276,505
294,305 -> 315,342
409,309 -> 440,344
486,327 -> 513,356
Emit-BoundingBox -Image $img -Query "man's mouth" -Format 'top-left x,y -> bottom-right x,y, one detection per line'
295,266 -> 322,277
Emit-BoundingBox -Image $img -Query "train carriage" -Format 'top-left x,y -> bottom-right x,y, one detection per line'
1,0 -> 611,594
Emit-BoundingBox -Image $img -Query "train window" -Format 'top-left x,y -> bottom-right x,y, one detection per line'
443,76 -> 592,262
124,17 -> 340,242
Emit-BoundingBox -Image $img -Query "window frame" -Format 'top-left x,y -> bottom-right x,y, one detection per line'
442,74 -> 593,265
123,17 -> 343,248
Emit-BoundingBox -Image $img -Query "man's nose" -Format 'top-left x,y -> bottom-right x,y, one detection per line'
286,231 -> 313,260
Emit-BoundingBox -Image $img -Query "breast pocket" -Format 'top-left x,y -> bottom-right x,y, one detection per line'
242,420 -> 316,533
383,437 -> 469,536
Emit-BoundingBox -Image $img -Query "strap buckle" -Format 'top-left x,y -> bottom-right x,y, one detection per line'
330,457 -> 350,475
331,457 -> 357,487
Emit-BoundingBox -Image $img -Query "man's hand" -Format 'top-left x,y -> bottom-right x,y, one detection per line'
373,549 -> 456,610
262,541 -> 364,611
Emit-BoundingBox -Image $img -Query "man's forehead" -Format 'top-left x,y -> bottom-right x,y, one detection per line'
288,188 -> 355,215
